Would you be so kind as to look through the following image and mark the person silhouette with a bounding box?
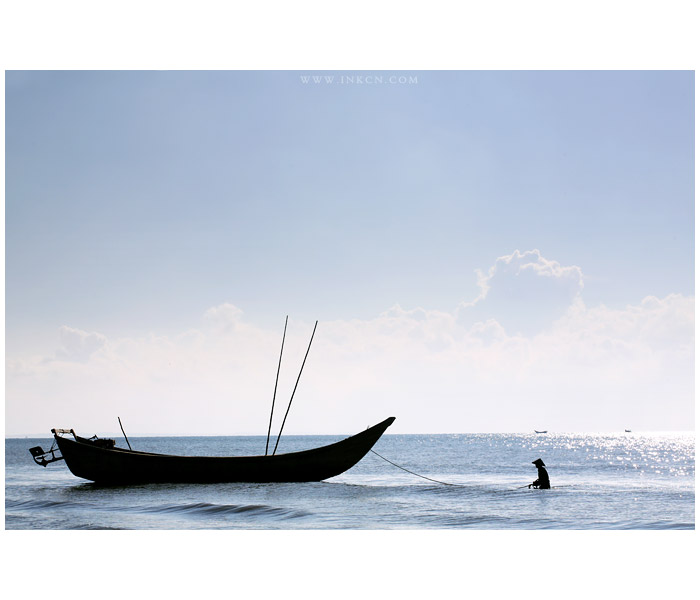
[529,458,550,489]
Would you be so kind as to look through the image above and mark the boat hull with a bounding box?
[53,417,395,484]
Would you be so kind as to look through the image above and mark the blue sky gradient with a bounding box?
[7,71,693,335]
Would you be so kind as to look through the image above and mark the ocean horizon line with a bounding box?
[7,429,695,439]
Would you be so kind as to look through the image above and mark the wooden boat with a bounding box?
[31,417,395,484]
[534,430,547,434]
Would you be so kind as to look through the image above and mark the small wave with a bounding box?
[7,497,310,522]
[610,519,694,530]
[141,501,311,520]
[6,498,85,510]
[71,524,129,530]
[428,514,511,527]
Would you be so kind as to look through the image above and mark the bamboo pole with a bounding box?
[266,316,288,455]
[272,320,318,455]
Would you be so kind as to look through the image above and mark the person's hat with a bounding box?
[532,458,545,467]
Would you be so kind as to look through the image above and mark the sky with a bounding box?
[5,70,695,435]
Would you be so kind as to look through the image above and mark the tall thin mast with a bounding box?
[266,316,288,455]
[273,320,318,455]
[118,416,132,451]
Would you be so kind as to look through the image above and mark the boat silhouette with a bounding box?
[28,318,395,484]
[31,418,395,484]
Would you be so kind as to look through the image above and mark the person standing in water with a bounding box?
[529,458,550,489]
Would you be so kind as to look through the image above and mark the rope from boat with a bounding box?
[369,449,460,486]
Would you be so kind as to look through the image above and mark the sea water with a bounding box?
[4,432,694,530]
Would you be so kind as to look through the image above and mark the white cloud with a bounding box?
[5,251,694,435]
[203,303,244,333]
[56,326,107,362]
[469,249,584,304]
[460,249,586,336]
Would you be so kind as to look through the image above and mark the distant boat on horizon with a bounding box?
[625,429,632,433]
[534,430,547,434]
